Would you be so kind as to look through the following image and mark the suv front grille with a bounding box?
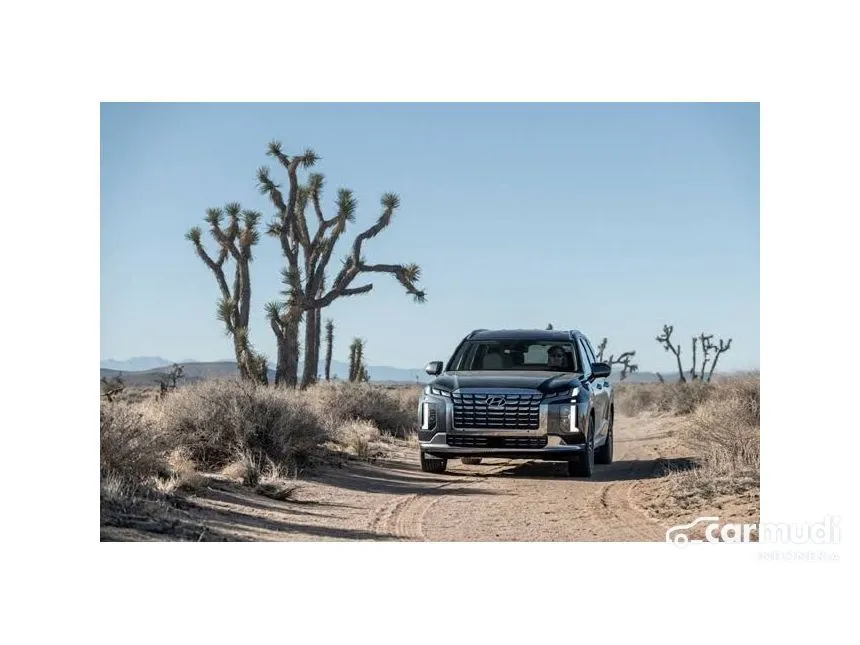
[452,392,542,430]
[446,435,548,449]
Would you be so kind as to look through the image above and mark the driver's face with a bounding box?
[548,349,565,368]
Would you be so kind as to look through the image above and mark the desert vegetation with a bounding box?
[617,373,759,516]
[188,142,426,390]
[100,380,421,518]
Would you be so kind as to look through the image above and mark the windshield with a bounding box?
[449,340,580,372]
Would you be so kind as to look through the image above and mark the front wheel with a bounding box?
[567,416,595,477]
[420,451,447,473]
[595,407,614,465]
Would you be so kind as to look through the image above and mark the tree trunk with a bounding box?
[300,307,319,389]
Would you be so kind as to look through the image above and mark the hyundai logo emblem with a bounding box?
[485,396,507,409]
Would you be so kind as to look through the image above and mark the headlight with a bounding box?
[424,385,452,397]
[544,387,579,400]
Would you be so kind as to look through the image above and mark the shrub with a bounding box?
[100,402,172,483]
[306,382,416,437]
[153,380,327,470]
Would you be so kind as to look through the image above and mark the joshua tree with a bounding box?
[349,338,368,383]
[656,324,687,383]
[156,363,185,398]
[186,203,268,384]
[324,319,334,381]
[257,142,425,388]
[706,337,733,382]
[595,338,639,380]
[656,324,732,383]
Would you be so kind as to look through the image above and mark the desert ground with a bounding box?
[101,381,760,542]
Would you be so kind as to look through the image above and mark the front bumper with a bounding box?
[418,388,589,462]
[419,431,586,461]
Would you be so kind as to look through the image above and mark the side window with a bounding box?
[582,338,597,366]
[577,340,592,376]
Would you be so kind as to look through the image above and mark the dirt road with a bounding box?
[102,413,698,542]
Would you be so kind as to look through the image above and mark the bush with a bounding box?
[307,382,416,437]
[100,402,172,483]
[153,380,327,470]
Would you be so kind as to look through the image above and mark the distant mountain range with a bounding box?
[100,356,666,385]
[100,357,432,385]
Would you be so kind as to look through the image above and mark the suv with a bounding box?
[417,329,614,477]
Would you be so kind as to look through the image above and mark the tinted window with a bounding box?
[452,340,579,371]
[582,338,597,365]
[577,340,592,377]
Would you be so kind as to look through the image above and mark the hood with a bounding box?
[431,370,583,393]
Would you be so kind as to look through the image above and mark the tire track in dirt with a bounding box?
[367,462,512,540]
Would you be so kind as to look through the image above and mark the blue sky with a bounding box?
[101,103,759,373]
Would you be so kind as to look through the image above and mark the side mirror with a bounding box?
[425,361,443,376]
[591,362,611,379]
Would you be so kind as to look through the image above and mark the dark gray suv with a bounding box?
[417,329,615,477]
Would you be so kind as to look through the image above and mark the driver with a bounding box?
[547,345,566,370]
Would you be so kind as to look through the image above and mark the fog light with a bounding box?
[569,403,577,432]
[421,403,431,430]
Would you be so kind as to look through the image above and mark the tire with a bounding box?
[595,406,614,465]
[460,457,483,465]
[567,416,595,477]
[420,451,447,473]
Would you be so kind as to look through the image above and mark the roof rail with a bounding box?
[468,328,488,339]
[568,329,580,340]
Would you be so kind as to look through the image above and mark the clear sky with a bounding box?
[101,103,759,373]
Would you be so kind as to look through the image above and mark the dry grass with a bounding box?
[101,379,421,510]
[100,402,172,483]
[149,379,328,470]
[664,376,760,510]
[614,380,712,416]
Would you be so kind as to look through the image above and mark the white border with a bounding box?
[7,0,857,640]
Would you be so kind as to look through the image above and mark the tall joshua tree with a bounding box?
[186,203,268,384]
[257,141,426,388]
[324,319,334,381]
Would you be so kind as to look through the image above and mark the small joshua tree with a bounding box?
[349,338,368,383]
[157,364,185,398]
[324,319,334,381]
